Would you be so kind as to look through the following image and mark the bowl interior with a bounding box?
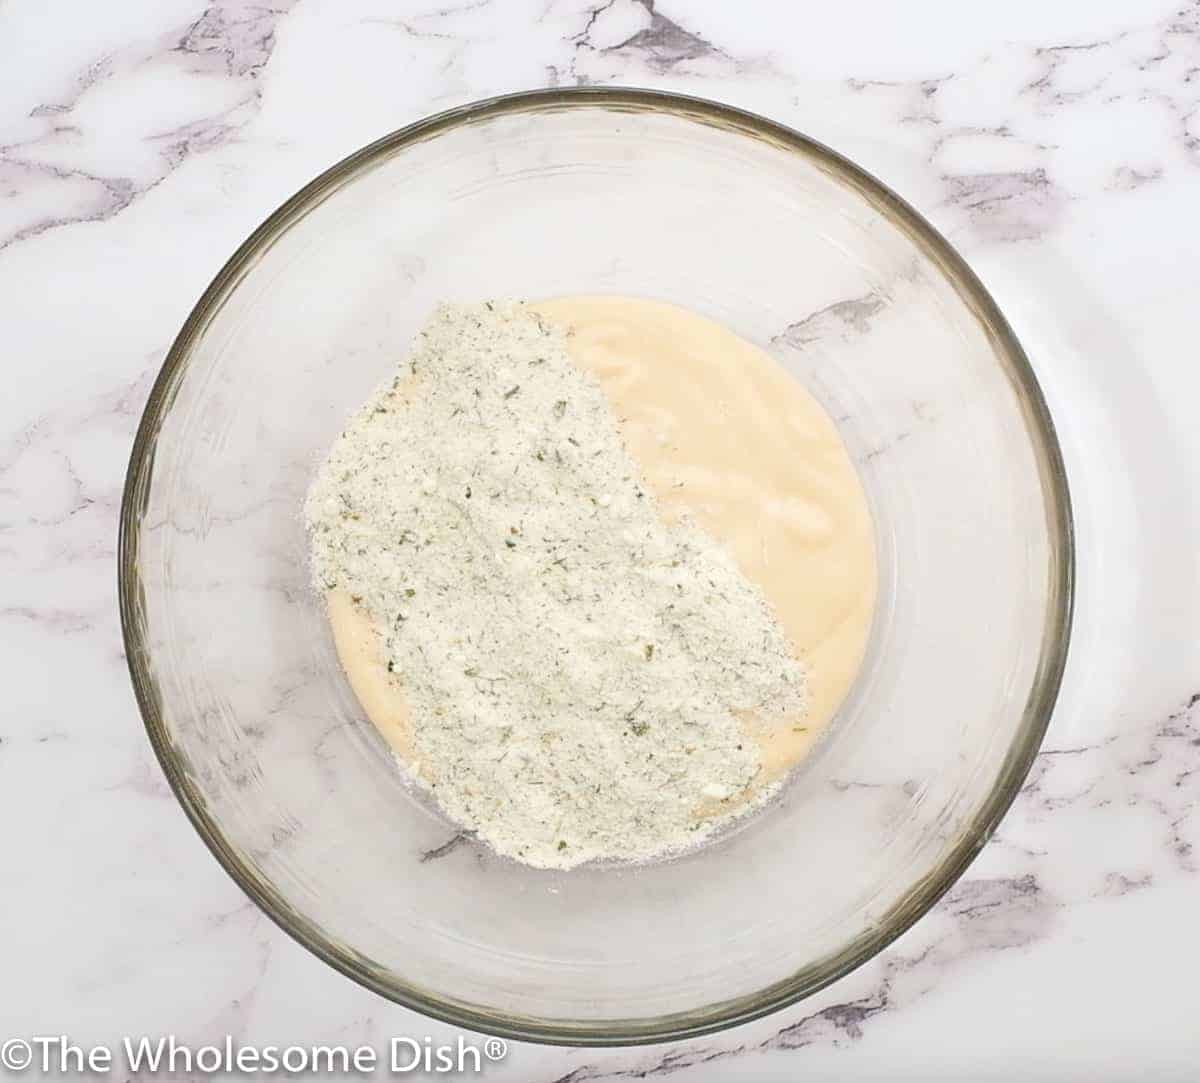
[121,90,1071,1043]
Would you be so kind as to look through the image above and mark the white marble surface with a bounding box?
[2,1,1199,1079]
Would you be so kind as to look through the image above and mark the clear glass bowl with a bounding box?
[119,89,1072,1044]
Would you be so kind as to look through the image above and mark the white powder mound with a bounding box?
[305,301,808,869]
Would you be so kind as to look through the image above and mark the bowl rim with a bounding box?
[118,85,1075,1047]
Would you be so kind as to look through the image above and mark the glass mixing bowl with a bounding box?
[119,89,1072,1044]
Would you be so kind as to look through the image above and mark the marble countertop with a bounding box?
[4,1,1199,1079]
